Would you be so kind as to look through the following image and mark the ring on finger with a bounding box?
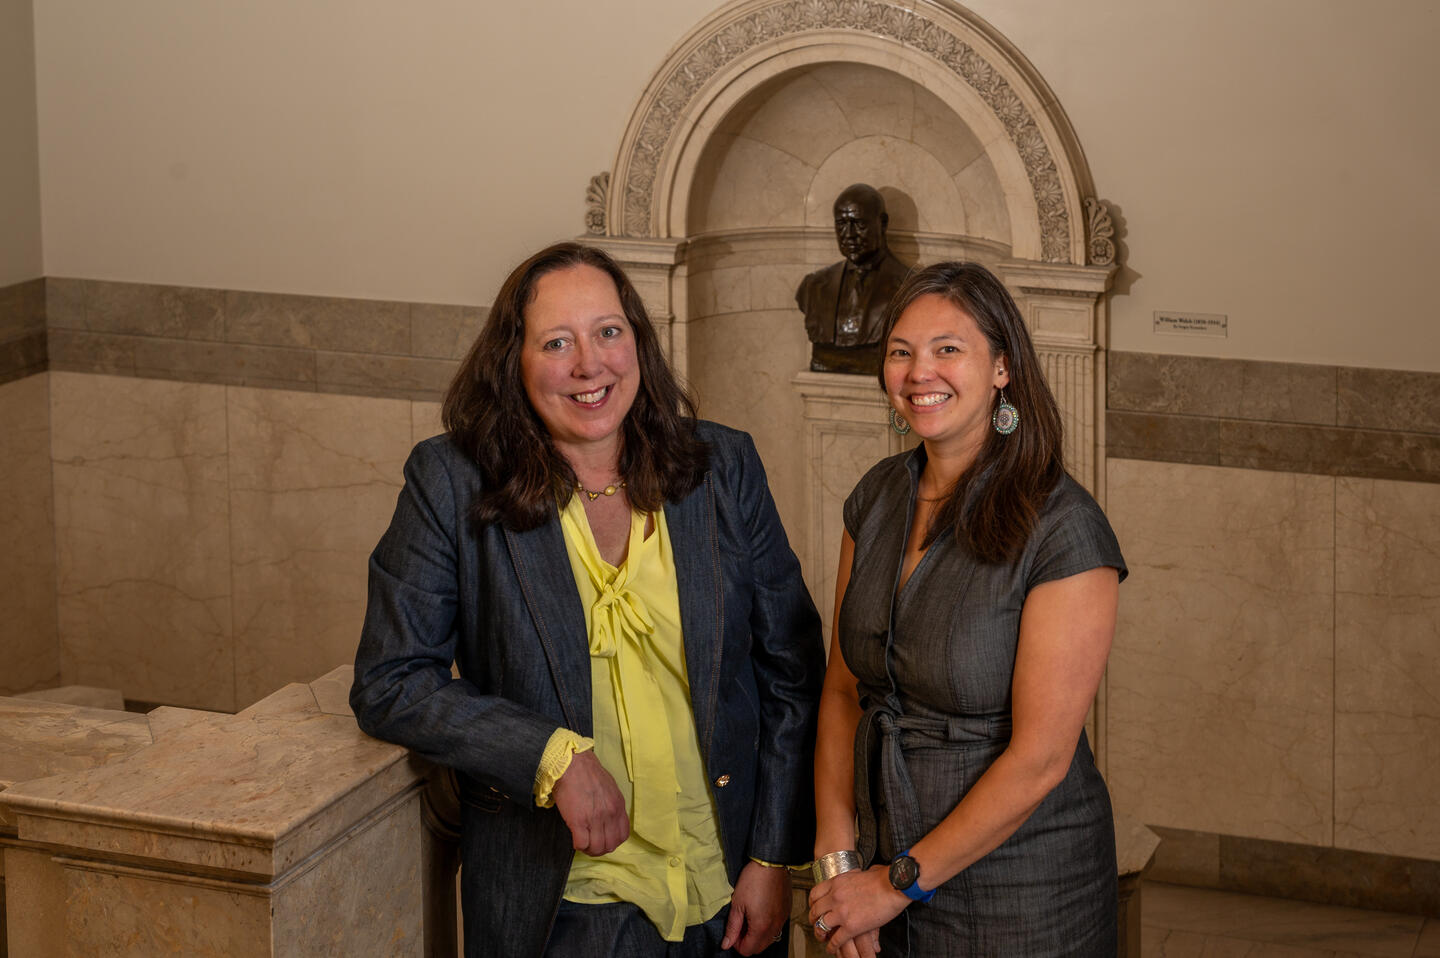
[815,915,832,936]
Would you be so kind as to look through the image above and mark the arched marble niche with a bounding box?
[585,0,1117,626]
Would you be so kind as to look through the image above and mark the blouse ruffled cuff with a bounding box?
[533,728,595,808]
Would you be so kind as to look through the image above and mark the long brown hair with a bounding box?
[878,261,1064,563]
[442,242,708,531]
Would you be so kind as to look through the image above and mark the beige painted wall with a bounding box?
[973,0,1440,371]
[1,0,42,285]
[31,0,716,303]
[30,0,1440,371]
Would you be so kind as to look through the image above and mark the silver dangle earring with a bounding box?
[889,407,911,436]
[992,390,1019,435]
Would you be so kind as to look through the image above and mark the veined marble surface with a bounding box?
[0,696,153,794]
[1106,458,1335,846]
[226,387,409,706]
[688,62,1008,243]
[0,374,60,697]
[0,666,429,957]
[0,667,415,879]
[51,372,234,710]
[43,372,439,714]
[1335,477,1440,860]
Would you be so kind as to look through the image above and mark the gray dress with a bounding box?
[839,448,1126,957]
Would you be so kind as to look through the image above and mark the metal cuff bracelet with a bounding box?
[812,849,863,883]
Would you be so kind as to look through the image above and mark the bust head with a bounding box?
[833,184,889,270]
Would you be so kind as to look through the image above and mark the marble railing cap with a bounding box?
[0,696,154,832]
[0,668,420,881]
[12,685,126,711]
[0,697,153,792]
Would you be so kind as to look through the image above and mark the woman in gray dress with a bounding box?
[808,262,1126,957]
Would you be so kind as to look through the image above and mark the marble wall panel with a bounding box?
[685,298,813,558]
[224,290,408,354]
[689,60,994,239]
[812,423,894,636]
[314,352,455,402]
[411,401,443,445]
[806,136,967,234]
[687,266,753,318]
[811,61,915,142]
[0,279,48,384]
[227,387,411,708]
[1109,353,1338,425]
[3,846,67,958]
[749,263,808,313]
[1105,458,1335,846]
[0,278,46,340]
[132,338,316,390]
[688,133,817,232]
[0,328,46,384]
[952,153,1011,246]
[0,374,59,695]
[713,68,856,171]
[271,792,425,956]
[43,277,83,325]
[45,328,140,377]
[1337,368,1440,437]
[409,303,484,361]
[63,863,271,958]
[911,82,986,177]
[50,372,233,711]
[76,280,227,341]
[1335,477,1440,860]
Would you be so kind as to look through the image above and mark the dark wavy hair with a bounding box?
[442,242,709,531]
[878,261,1064,563]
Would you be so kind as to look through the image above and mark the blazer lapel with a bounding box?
[665,474,723,762]
[503,517,593,735]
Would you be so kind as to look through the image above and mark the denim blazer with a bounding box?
[350,420,823,956]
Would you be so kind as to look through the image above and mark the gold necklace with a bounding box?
[577,479,626,502]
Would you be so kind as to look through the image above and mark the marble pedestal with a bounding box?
[791,370,913,637]
[0,693,155,958]
[0,667,454,958]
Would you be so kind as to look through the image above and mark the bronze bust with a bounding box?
[795,183,910,375]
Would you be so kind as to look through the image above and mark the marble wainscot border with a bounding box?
[43,277,486,401]
[1149,825,1440,918]
[1107,352,1440,484]
[0,279,47,385]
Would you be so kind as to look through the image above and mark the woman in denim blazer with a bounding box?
[351,243,823,957]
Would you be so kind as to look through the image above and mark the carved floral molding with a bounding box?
[617,0,1075,262]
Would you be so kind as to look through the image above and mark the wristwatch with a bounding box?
[888,849,936,903]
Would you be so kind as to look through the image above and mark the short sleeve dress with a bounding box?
[839,447,1127,957]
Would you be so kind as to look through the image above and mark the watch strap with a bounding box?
[891,849,936,904]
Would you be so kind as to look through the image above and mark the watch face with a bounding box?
[888,854,920,890]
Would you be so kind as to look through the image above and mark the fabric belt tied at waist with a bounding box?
[853,704,1012,864]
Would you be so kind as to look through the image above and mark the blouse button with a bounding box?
[714,774,731,788]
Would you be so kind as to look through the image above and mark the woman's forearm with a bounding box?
[813,684,863,854]
[905,744,1069,889]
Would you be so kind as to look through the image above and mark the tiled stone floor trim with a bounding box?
[1142,882,1440,958]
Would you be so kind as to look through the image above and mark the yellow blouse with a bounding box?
[546,494,732,941]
